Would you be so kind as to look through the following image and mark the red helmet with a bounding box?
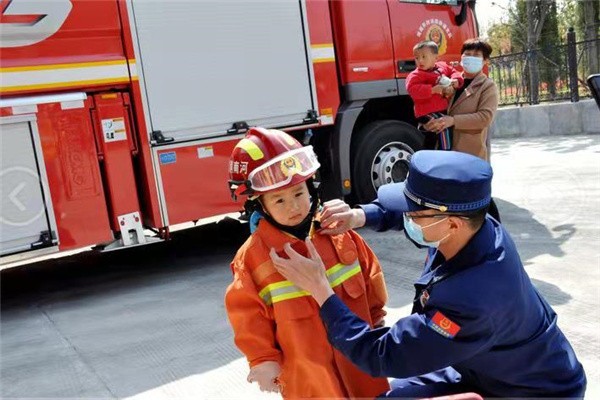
[228,127,320,199]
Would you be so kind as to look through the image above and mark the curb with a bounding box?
[490,99,600,139]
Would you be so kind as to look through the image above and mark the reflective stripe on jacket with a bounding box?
[225,219,390,399]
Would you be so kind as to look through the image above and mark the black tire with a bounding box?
[351,120,422,203]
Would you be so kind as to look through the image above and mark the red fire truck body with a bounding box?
[0,0,477,262]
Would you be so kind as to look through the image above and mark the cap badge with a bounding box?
[280,156,302,177]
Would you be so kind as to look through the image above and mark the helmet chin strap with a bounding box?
[245,178,322,240]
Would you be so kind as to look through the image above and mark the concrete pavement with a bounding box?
[1,134,599,399]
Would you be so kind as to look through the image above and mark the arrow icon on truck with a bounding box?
[8,182,26,211]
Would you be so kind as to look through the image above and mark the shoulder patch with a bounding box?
[427,311,461,339]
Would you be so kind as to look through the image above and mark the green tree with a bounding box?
[507,0,555,103]
[557,0,580,40]
[487,22,513,56]
[508,0,527,52]
[580,0,599,77]
[539,1,560,99]
[557,0,599,89]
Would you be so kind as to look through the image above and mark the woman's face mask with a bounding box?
[461,55,484,74]
[403,214,449,248]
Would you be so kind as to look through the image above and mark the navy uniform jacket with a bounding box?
[320,204,586,398]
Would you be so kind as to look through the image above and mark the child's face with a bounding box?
[261,181,311,227]
[414,48,438,71]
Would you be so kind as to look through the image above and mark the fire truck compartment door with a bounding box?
[1,116,58,256]
[130,1,315,141]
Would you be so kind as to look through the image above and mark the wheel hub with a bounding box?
[370,142,412,191]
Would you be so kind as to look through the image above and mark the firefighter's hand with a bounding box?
[319,199,366,235]
[270,239,334,306]
[247,361,281,393]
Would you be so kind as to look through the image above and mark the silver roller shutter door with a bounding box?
[131,0,315,141]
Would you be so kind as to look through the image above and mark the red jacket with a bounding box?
[406,61,464,117]
[225,219,390,399]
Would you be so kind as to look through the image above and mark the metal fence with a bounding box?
[489,36,600,106]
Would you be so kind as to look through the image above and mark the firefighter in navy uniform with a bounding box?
[270,150,586,399]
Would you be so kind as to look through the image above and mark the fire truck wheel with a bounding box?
[351,120,422,203]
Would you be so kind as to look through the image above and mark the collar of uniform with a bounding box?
[415,248,443,286]
[255,218,306,251]
[442,217,496,273]
[255,218,357,265]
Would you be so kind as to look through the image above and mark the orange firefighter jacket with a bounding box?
[225,219,390,399]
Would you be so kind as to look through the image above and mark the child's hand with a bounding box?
[442,86,455,98]
[374,318,386,328]
[451,79,461,89]
[247,361,281,393]
[437,76,452,87]
[432,85,444,95]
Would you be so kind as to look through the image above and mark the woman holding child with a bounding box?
[425,38,499,162]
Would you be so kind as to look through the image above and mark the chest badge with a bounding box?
[419,289,430,308]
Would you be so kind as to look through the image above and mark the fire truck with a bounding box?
[0,0,478,263]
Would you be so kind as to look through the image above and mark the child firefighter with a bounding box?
[224,127,390,398]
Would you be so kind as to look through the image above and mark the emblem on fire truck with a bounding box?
[1,0,73,48]
[416,18,452,56]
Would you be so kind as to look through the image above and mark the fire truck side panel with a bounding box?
[329,0,395,85]
[154,138,242,226]
[36,100,113,250]
[0,1,127,96]
[125,81,165,229]
[116,0,164,229]
[90,93,142,231]
[387,1,478,78]
[128,0,315,142]
[305,0,340,123]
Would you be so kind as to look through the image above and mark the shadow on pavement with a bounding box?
[530,278,572,306]
[1,218,251,399]
[2,218,250,303]
[495,198,575,261]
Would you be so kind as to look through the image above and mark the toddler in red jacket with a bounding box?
[406,41,463,150]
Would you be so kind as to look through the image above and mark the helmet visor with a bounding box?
[248,146,320,193]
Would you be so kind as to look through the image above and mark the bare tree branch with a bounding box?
[533,2,553,41]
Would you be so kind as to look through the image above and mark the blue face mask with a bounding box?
[403,214,449,248]
[461,55,484,74]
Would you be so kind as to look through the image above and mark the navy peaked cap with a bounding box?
[378,150,493,213]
